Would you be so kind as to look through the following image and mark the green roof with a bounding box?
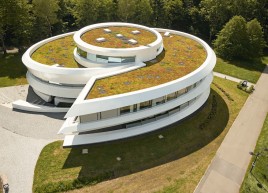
[86,33,207,99]
[31,35,80,68]
[81,27,157,48]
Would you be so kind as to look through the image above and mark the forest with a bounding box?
[0,0,267,60]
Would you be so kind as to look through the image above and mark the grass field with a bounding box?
[240,114,268,193]
[214,57,267,83]
[33,77,249,193]
[0,54,27,87]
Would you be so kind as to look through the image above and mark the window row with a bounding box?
[119,80,202,115]
[125,97,197,128]
[77,47,136,63]
[79,79,204,124]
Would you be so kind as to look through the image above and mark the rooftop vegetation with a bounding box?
[87,33,207,99]
[81,27,157,48]
[33,78,249,193]
[31,35,81,68]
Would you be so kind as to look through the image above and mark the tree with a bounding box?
[71,0,99,27]
[33,0,60,37]
[133,0,153,25]
[247,19,266,58]
[213,16,249,60]
[117,0,136,22]
[0,0,32,54]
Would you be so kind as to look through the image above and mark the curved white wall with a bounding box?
[73,22,164,63]
[22,32,139,85]
[63,87,210,146]
[59,72,213,134]
[65,28,216,117]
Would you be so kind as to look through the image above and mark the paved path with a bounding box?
[0,85,64,193]
[213,72,255,86]
[195,66,268,193]
[0,127,52,193]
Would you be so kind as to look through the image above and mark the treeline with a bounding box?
[0,0,267,59]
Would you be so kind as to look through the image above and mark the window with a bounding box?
[153,96,166,106]
[177,88,187,96]
[167,92,177,101]
[77,48,87,58]
[140,100,152,110]
[120,106,131,115]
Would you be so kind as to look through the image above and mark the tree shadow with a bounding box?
[221,57,267,74]
[62,88,229,185]
[0,53,27,79]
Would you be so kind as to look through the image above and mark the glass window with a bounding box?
[177,88,187,96]
[121,56,135,63]
[154,96,166,105]
[167,92,177,101]
[120,106,131,115]
[77,48,87,58]
[96,55,108,63]
[140,100,152,110]
[87,53,96,61]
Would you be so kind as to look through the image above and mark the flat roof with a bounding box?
[86,33,207,99]
[31,35,81,68]
[81,27,157,48]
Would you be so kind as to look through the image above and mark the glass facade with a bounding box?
[77,48,136,63]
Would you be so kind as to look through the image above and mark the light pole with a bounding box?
[249,148,268,173]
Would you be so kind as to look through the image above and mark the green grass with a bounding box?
[33,77,249,193]
[214,57,267,83]
[0,54,27,87]
[87,33,207,99]
[240,114,268,193]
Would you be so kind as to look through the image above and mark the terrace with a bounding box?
[86,33,207,99]
[31,35,80,68]
[81,27,157,48]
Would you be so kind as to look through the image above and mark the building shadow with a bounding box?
[62,88,229,185]
[12,86,66,120]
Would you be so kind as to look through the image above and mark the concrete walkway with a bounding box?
[213,72,255,86]
[194,66,268,193]
[0,127,52,193]
[0,85,64,193]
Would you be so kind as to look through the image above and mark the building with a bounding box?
[21,22,216,147]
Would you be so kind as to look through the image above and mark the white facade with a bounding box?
[21,22,216,147]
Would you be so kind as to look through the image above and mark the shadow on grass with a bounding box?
[61,89,229,187]
[0,53,27,79]
[221,57,267,74]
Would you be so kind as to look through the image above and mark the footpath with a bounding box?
[194,66,268,193]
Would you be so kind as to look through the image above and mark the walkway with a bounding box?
[0,85,64,193]
[213,72,255,86]
[194,66,268,193]
[0,128,52,193]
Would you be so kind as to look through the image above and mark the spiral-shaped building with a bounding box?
[21,22,216,147]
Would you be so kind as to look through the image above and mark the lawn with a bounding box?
[87,33,207,99]
[0,54,27,87]
[214,57,267,83]
[31,35,80,68]
[33,77,249,193]
[240,114,268,193]
[81,26,157,48]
